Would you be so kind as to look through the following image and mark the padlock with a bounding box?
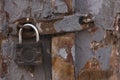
[15,23,42,65]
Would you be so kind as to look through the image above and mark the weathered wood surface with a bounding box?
[0,0,120,80]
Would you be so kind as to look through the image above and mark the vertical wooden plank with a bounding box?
[39,36,52,80]
[52,33,75,80]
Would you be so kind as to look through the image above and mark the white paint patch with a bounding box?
[87,0,103,14]
[58,48,67,59]
[71,45,75,61]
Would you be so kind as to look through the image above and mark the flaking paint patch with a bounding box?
[58,48,67,59]
[71,45,75,61]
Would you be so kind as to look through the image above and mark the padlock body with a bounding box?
[15,42,42,65]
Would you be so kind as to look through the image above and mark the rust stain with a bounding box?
[110,45,118,71]
[0,1,8,78]
[0,55,7,78]
[90,29,117,52]
[78,57,113,80]
[109,13,120,80]
[52,57,74,80]
[82,57,101,70]
[113,13,120,32]
[52,33,75,80]
[88,13,120,80]
[0,32,8,78]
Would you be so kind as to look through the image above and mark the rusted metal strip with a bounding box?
[52,33,75,80]
[9,13,97,37]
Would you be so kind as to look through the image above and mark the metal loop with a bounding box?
[19,23,39,44]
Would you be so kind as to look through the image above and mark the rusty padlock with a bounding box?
[15,23,42,65]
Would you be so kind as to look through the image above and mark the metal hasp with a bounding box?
[15,22,42,66]
[11,11,96,80]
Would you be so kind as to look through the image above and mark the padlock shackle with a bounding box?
[19,23,39,44]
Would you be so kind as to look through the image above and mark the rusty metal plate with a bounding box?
[52,33,75,80]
